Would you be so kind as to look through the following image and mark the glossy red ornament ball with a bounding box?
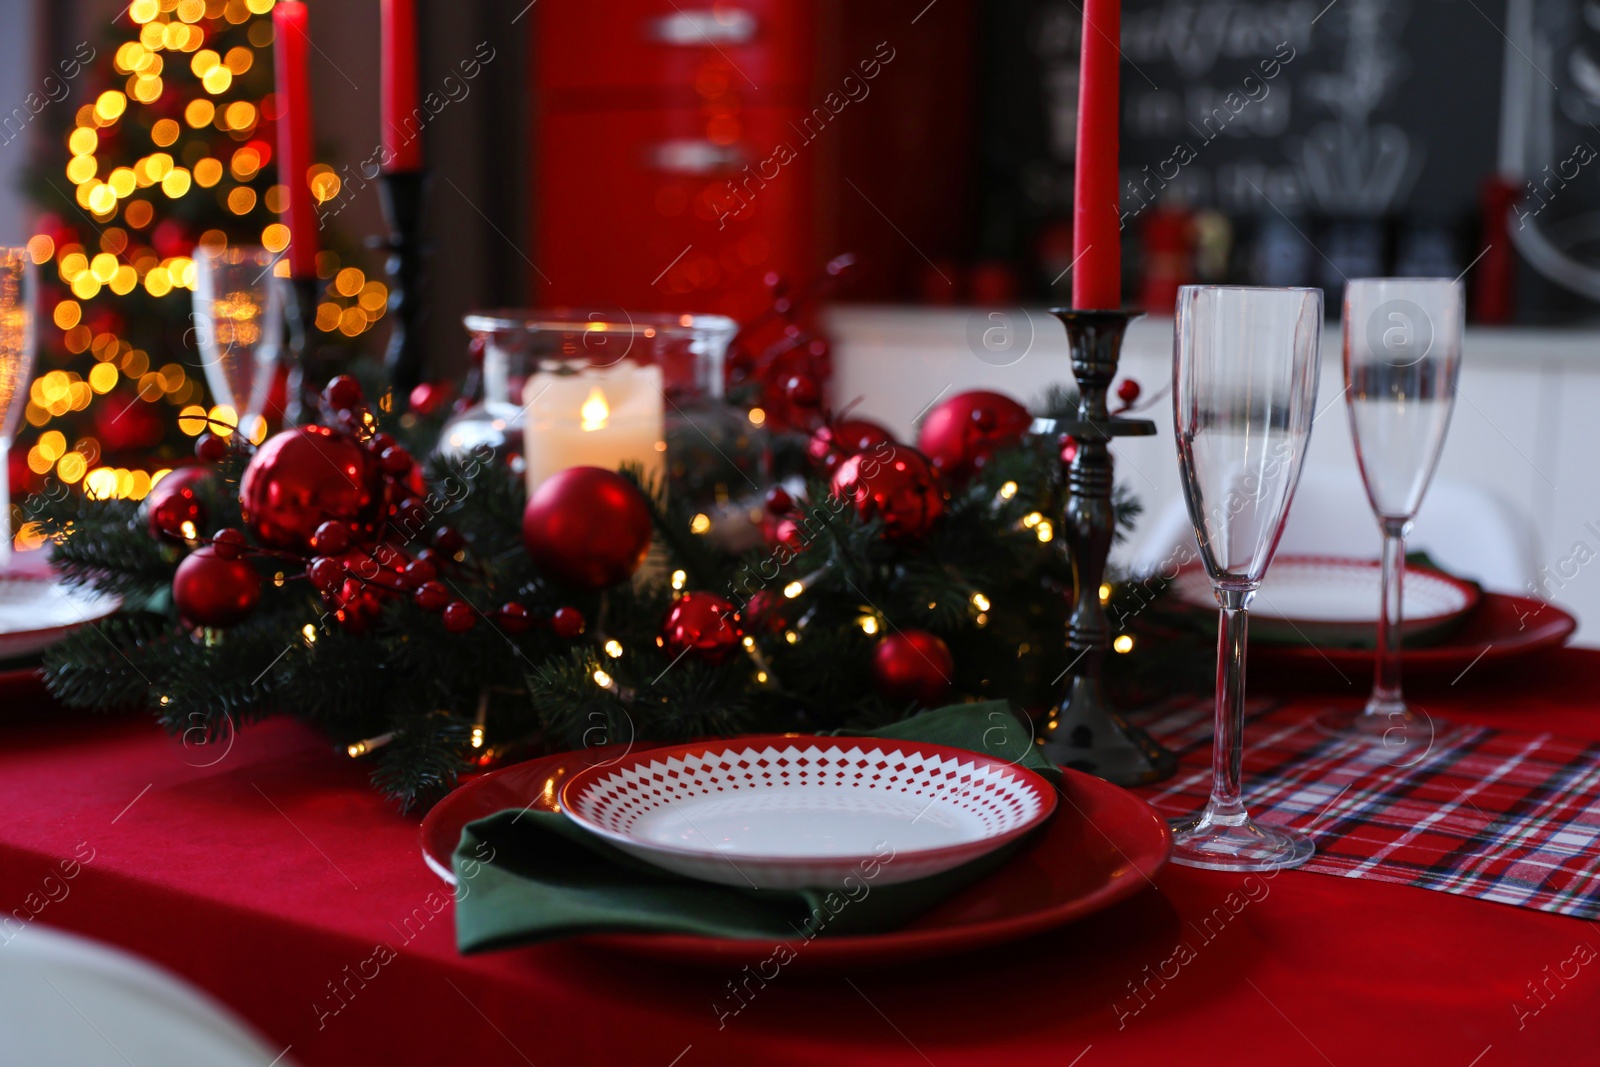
[550,606,586,638]
[195,432,229,464]
[872,630,954,706]
[916,390,1032,482]
[322,375,364,412]
[660,592,743,664]
[522,467,652,590]
[173,545,261,627]
[806,418,895,474]
[144,467,211,540]
[442,601,476,633]
[830,446,946,542]
[239,426,383,551]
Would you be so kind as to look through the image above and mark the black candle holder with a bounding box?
[1031,308,1177,787]
[281,275,321,426]
[378,169,428,410]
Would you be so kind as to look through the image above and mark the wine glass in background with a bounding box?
[0,250,36,568]
[1316,279,1463,751]
[1172,285,1322,871]
[193,246,281,444]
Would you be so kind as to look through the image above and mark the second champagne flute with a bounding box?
[1315,278,1463,751]
[1171,285,1322,871]
[193,245,282,444]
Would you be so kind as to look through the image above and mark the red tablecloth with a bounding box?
[0,652,1594,1066]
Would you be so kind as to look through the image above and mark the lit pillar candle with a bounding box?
[273,0,319,278]
[1072,0,1122,310]
[380,0,423,173]
[522,363,666,497]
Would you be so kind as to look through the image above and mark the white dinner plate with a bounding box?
[0,575,122,660]
[1171,556,1480,646]
[559,736,1057,889]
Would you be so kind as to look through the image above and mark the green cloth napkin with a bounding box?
[452,701,1056,953]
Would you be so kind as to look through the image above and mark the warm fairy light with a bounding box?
[604,639,623,658]
[858,615,878,635]
[782,580,804,599]
[208,404,238,437]
[971,592,991,612]
[1035,520,1054,542]
[470,725,485,749]
[347,732,394,758]
[26,235,53,264]
[1113,635,1134,653]
[178,519,197,540]
[784,630,799,645]
[301,623,317,645]
[748,407,766,426]
[670,569,687,591]
[592,668,614,689]
[1022,512,1042,528]
[1098,583,1112,603]
[580,387,610,432]
[975,612,989,628]
[689,512,711,534]
[999,481,1018,500]
[741,635,755,649]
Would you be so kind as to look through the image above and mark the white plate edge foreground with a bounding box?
[0,577,122,657]
[559,738,1057,889]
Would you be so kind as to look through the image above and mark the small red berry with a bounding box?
[764,486,793,516]
[211,528,247,560]
[433,526,465,553]
[1116,379,1141,406]
[311,521,351,554]
[195,432,229,463]
[323,375,364,411]
[307,556,344,593]
[380,446,412,475]
[497,602,532,633]
[550,606,586,638]
[414,580,449,611]
[367,432,397,455]
[400,558,437,588]
[442,601,475,632]
[784,374,821,408]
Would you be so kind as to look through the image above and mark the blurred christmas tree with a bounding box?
[15,0,382,537]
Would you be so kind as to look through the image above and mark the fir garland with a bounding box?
[36,393,1194,812]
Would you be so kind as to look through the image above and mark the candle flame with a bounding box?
[580,386,609,431]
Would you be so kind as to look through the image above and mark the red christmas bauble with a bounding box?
[806,418,896,474]
[173,545,261,627]
[872,630,954,706]
[830,447,946,542]
[522,467,652,590]
[661,592,743,664]
[144,467,212,540]
[916,390,1032,482]
[240,426,383,550]
[95,389,166,453]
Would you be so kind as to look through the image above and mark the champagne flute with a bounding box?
[1172,285,1322,871]
[1315,279,1463,751]
[0,250,36,567]
[193,246,282,443]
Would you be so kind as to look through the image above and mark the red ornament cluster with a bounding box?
[830,446,946,543]
[871,629,954,706]
[660,592,744,664]
[916,390,1032,483]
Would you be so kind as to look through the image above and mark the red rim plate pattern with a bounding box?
[421,742,1172,968]
[559,736,1058,889]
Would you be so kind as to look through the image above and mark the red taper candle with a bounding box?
[273,0,319,279]
[1071,0,1122,310]
[380,0,423,173]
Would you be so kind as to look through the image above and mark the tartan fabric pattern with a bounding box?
[1130,699,1600,919]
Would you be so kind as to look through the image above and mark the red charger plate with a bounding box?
[1254,592,1575,678]
[421,743,1171,969]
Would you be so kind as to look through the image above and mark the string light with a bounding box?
[1113,635,1134,653]
[670,569,687,591]
[970,592,991,612]
[857,614,878,635]
[603,639,623,658]
[1098,584,1112,603]
[347,732,395,758]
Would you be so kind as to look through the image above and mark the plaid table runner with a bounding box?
[1128,699,1600,920]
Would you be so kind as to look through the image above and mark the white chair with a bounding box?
[1128,468,1537,593]
[0,924,297,1067]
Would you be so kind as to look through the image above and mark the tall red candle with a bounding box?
[1072,0,1122,310]
[273,0,319,279]
[380,0,423,172]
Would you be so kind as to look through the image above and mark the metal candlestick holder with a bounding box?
[1031,308,1177,786]
[377,169,428,410]
[282,275,321,426]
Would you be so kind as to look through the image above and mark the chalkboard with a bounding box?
[978,0,1510,291]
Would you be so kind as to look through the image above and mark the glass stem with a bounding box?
[1207,588,1251,824]
[1366,520,1408,717]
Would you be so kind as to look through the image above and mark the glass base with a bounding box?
[1169,809,1314,872]
[1314,705,1436,767]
